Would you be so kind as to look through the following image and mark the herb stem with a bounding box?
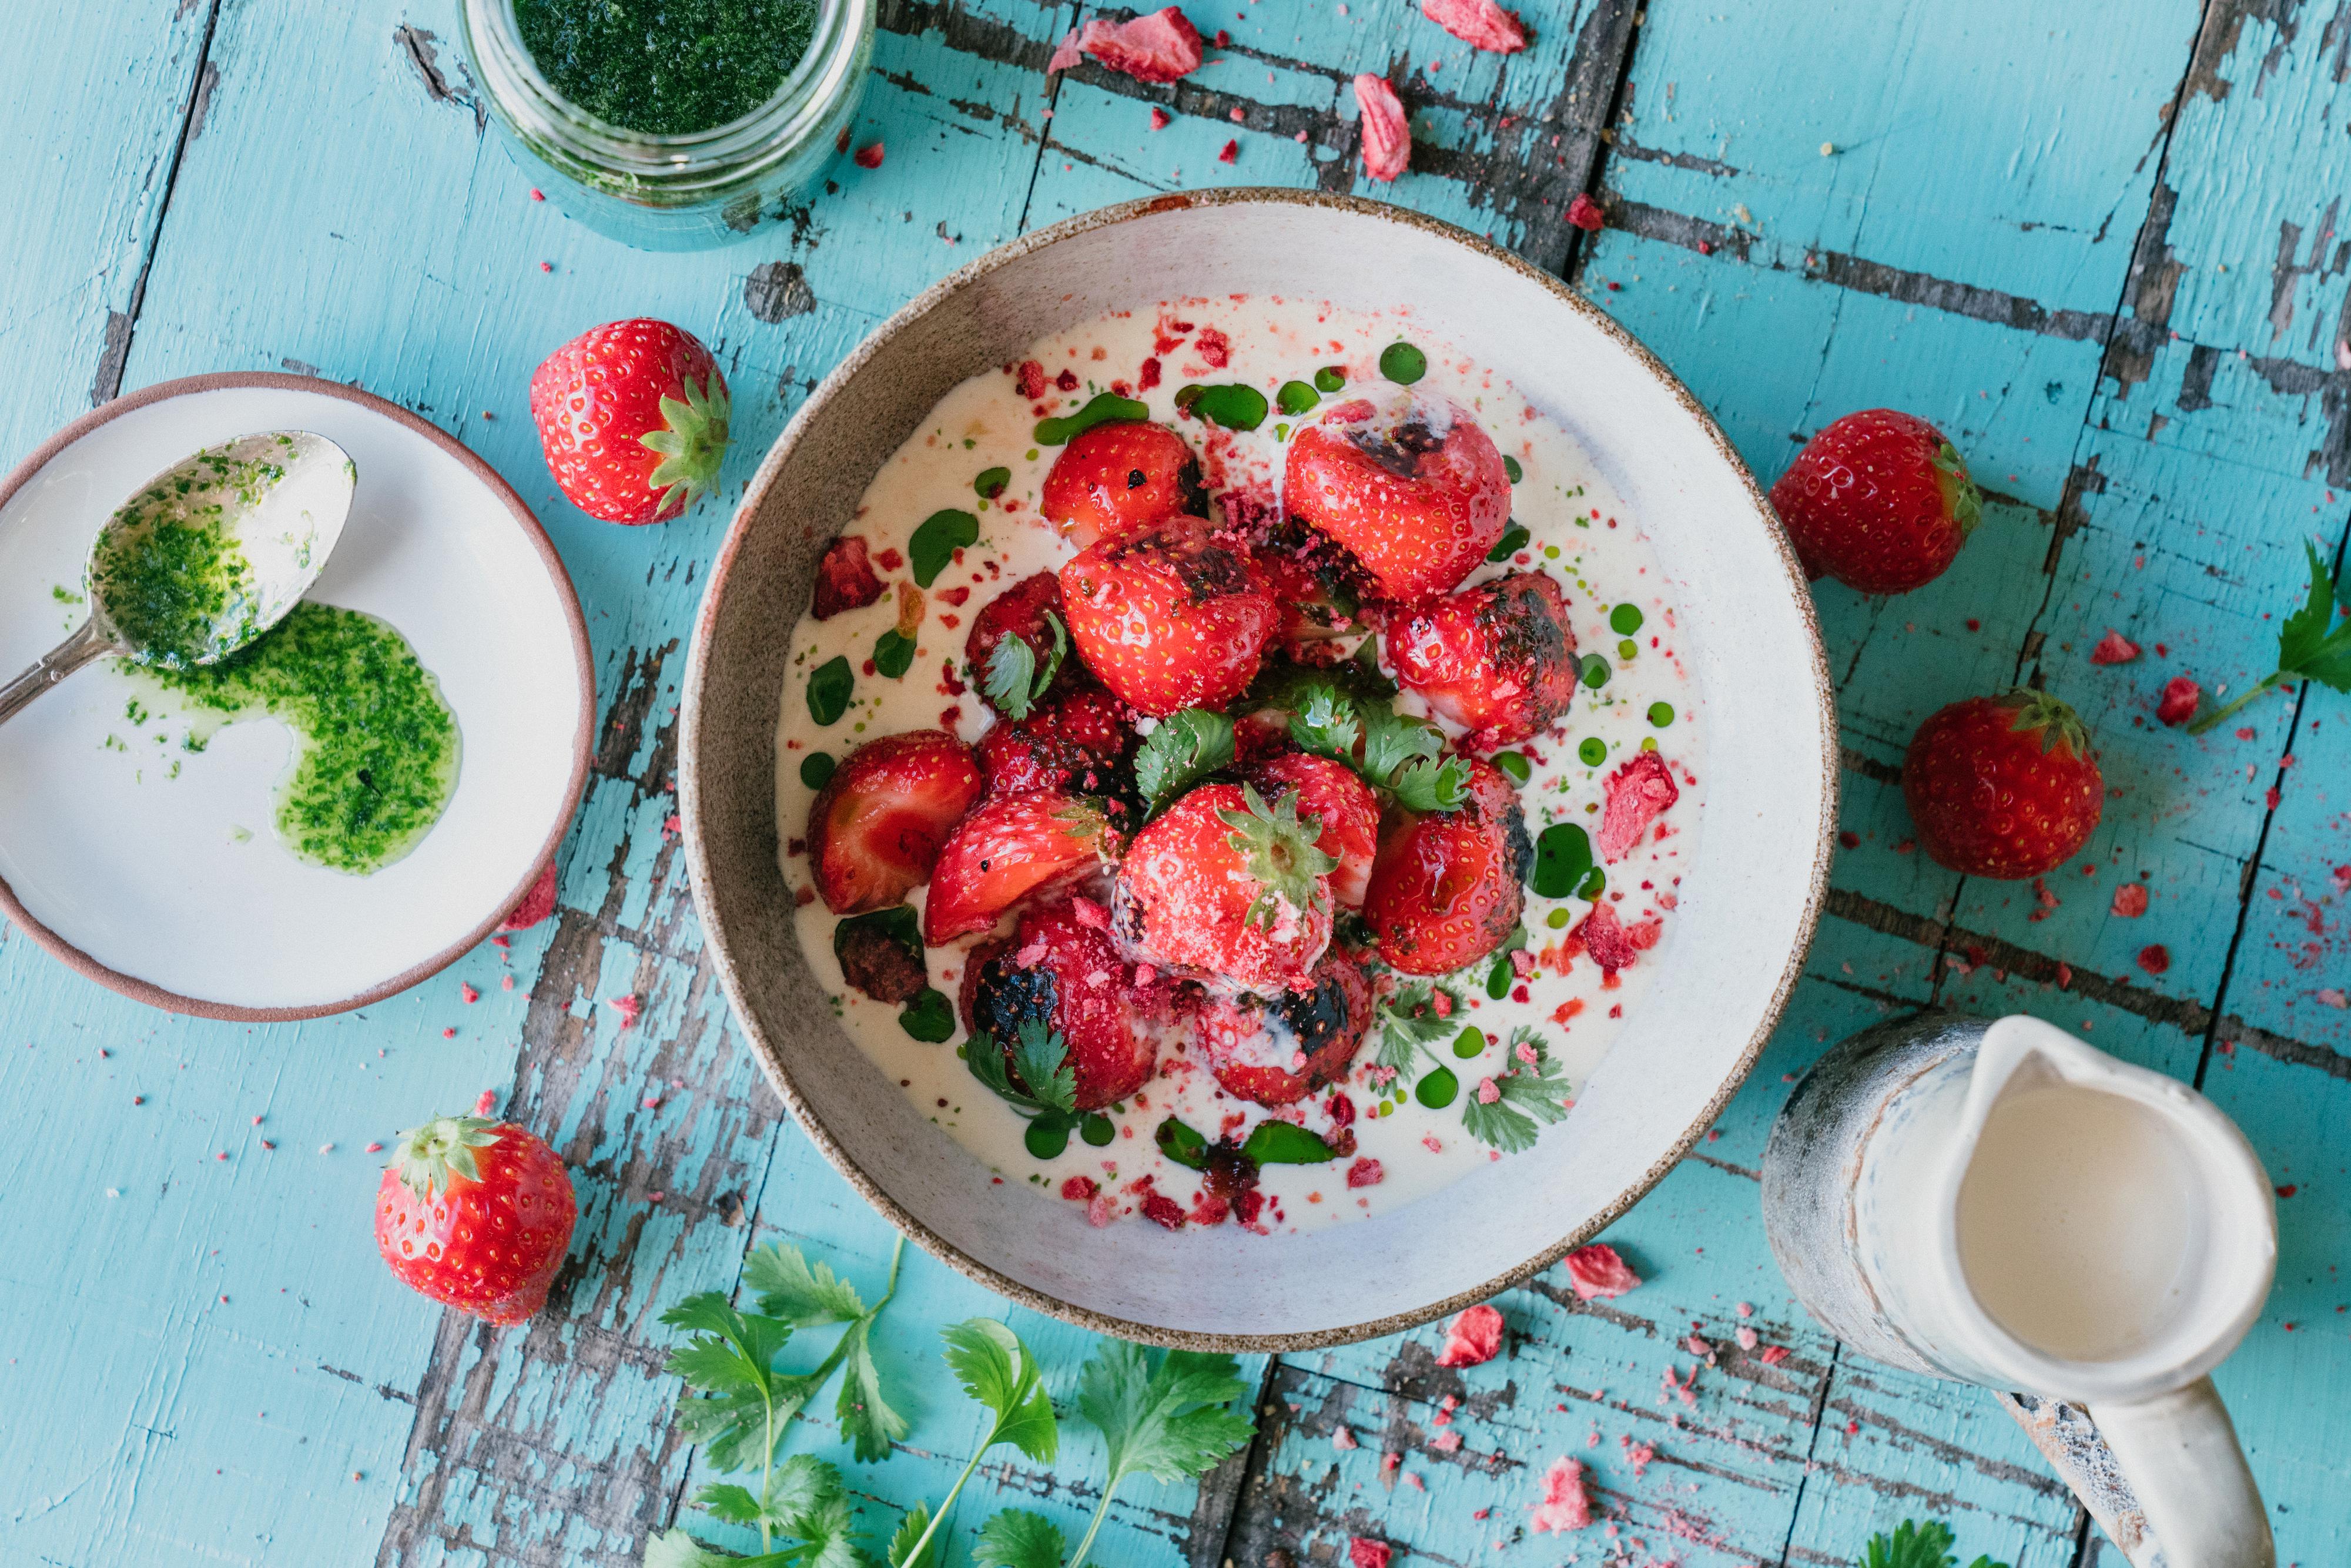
[1067,1479,1124,1568]
[2185,672,2282,735]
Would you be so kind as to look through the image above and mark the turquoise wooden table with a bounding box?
[4,1,2346,1564]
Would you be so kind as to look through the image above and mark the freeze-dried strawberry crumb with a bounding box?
[1049,6,1204,81]
[461,982,480,1004]
[1348,1539,1393,1568]
[1141,1191,1187,1229]
[2111,882,2149,917]
[1056,367,1080,391]
[1346,1156,1384,1187]
[1598,751,1677,861]
[1061,1175,1099,1201]
[1195,327,1231,367]
[1562,1242,1641,1299]
[1150,105,1171,130]
[1015,360,1047,399]
[2137,944,2171,976]
[609,993,642,1026]
[1332,1423,1359,1449]
[1529,1456,1592,1533]
[1566,193,1605,232]
[1574,903,1638,973]
[853,141,884,169]
[1419,0,1526,51]
[2157,676,2201,726]
[1354,74,1410,181]
[1758,1345,1791,1366]
[1435,1302,1505,1366]
[2091,629,2141,665]
[812,535,886,619]
[1217,138,1238,163]
[500,860,560,930]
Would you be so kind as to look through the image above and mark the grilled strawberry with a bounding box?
[806,731,984,914]
[1903,689,2102,879]
[1113,782,1336,992]
[530,319,731,525]
[960,897,1176,1109]
[1362,793,1523,976]
[975,686,1137,798]
[1595,749,1678,863]
[967,571,1084,719]
[1194,951,1374,1106]
[1040,420,1207,547]
[1388,571,1580,750]
[376,1107,577,1326]
[923,790,1121,943]
[1464,756,1535,886]
[1060,521,1280,716]
[1250,751,1382,907]
[1770,408,1982,594]
[1283,393,1510,601]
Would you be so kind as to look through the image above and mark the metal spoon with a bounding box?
[0,430,354,724]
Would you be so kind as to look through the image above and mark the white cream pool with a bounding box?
[772,297,1706,1234]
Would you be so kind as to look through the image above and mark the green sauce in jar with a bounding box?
[140,603,461,875]
[514,0,819,135]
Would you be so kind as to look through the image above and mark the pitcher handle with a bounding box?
[2087,1379,2273,1568]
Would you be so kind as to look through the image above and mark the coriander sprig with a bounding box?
[1065,1342,1257,1568]
[1858,1518,2011,1568]
[2186,539,2351,733]
[886,1319,1060,1567]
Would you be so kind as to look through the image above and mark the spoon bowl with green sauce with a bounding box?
[0,430,354,724]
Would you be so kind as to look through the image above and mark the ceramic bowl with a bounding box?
[681,190,1834,1349]
[0,374,593,1019]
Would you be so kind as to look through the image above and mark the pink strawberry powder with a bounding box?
[1354,75,1410,181]
[1528,1456,1593,1533]
[1435,1302,1505,1366]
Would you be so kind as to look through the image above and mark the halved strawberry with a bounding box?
[1040,420,1207,547]
[967,572,1082,720]
[1283,393,1510,601]
[923,790,1121,944]
[1060,520,1280,716]
[1112,782,1335,993]
[1250,751,1382,908]
[1388,571,1580,750]
[960,897,1177,1109]
[1362,796,1523,976]
[1194,951,1373,1106]
[806,731,984,915]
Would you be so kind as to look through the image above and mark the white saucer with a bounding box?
[0,374,592,1018]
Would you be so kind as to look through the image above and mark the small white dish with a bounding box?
[0,374,593,1019]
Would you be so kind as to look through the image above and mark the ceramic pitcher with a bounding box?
[1761,1011,2276,1568]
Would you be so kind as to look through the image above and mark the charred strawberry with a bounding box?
[530,319,730,525]
[1040,420,1207,547]
[376,1105,577,1326]
[1771,408,1982,594]
[1250,751,1382,907]
[967,571,1081,720]
[1113,782,1337,992]
[1362,790,1524,976]
[806,731,984,914]
[1282,393,1511,601]
[1194,951,1374,1105]
[1060,521,1280,716]
[1388,571,1580,750]
[960,897,1174,1109]
[976,686,1137,798]
[923,790,1121,943]
[1464,756,1535,886]
[1903,689,2102,879]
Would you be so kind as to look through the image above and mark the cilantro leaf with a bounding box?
[940,1318,1060,1462]
[1858,1519,2008,1568]
[835,1314,909,1462]
[974,1510,1067,1568]
[1357,705,1446,788]
[1133,708,1235,816]
[1458,1028,1571,1154]
[1287,681,1362,759]
[1389,754,1471,813]
[1012,1020,1080,1116]
[1076,1341,1256,1486]
[661,1294,801,1473]
[644,1530,736,1568]
[694,1482,766,1527]
[744,1242,868,1325]
[982,614,1067,721]
[2280,539,2351,692]
[1373,984,1455,1085]
[889,1502,938,1568]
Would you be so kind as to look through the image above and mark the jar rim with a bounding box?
[465,0,860,173]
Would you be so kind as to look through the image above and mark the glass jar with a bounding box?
[461,0,873,252]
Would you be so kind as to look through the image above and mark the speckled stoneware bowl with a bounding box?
[681,189,1836,1350]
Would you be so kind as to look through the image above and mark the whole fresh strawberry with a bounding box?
[1388,569,1580,751]
[1059,520,1279,716]
[530,318,731,525]
[806,730,984,914]
[1194,951,1373,1106]
[376,1105,577,1326]
[1113,782,1337,992]
[1771,408,1981,594]
[1040,420,1206,547]
[961,896,1176,1108]
[923,790,1121,943]
[1282,393,1510,602]
[1902,689,2102,879]
[1362,788,1524,976]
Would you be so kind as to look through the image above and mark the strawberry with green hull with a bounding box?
[376,1104,577,1326]
[806,731,984,915]
[1060,521,1280,716]
[1771,408,1981,594]
[1194,951,1374,1106]
[1902,690,2102,879]
[1387,571,1580,751]
[1248,751,1382,907]
[530,318,731,525]
[1040,420,1207,547]
[923,790,1121,944]
[1113,782,1337,993]
[1282,393,1511,602]
[961,897,1175,1110]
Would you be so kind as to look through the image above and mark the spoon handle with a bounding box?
[0,617,120,726]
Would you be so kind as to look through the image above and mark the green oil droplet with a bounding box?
[1578,736,1607,766]
[1379,341,1427,384]
[1416,1067,1459,1108]
[1454,1026,1487,1058]
[1648,701,1675,727]
[1609,603,1644,635]
[801,751,838,789]
[1618,638,1639,661]
[1493,751,1531,785]
[1582,657,1611,690]
[1314,365,1347,393]
[1503,455,1523,483]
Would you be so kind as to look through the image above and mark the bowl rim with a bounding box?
[0,371,597,1023]
[681,187,1837,1351]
